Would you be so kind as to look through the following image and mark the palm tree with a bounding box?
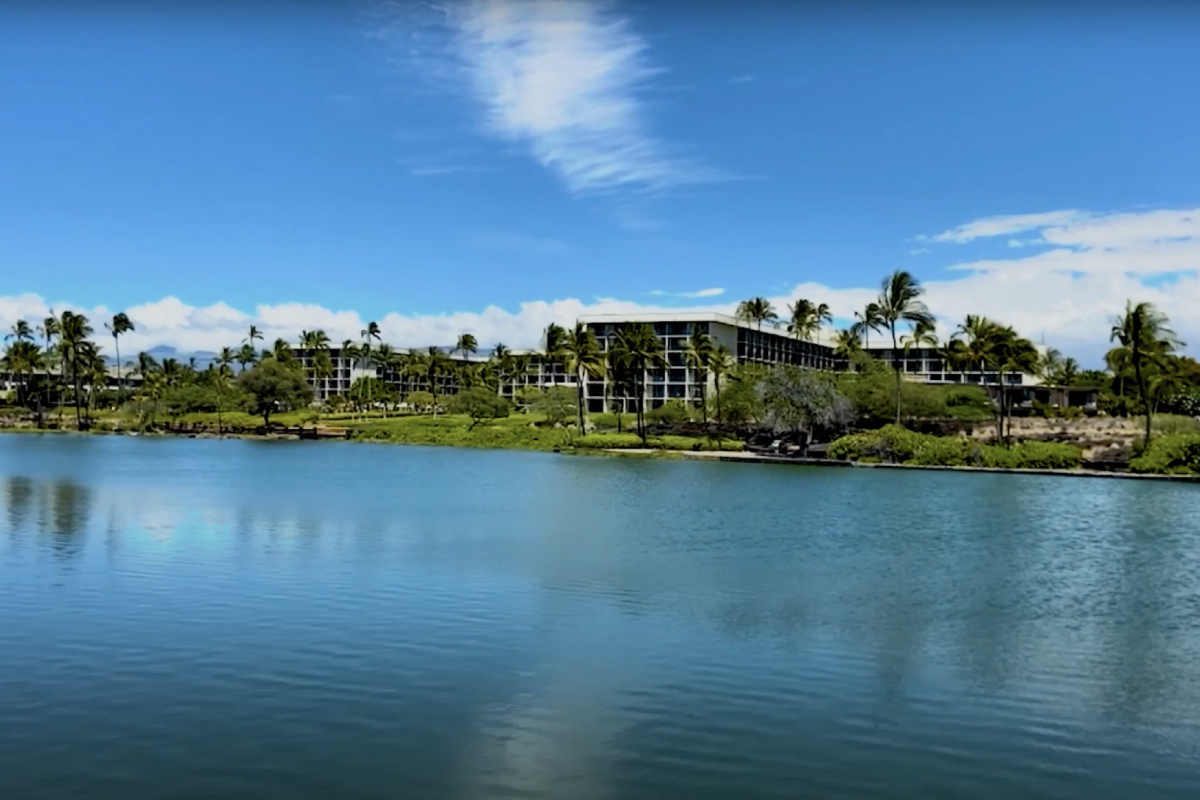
[105,312,135,393]
[4,321,36,412]
[40,313,61,424]
[832,328,863,371]
[992,327,1039,443]
[562,322,604,430]
[852,302,883,348]
[736,297,778,331]
[372,344,401,416]
[58,311,95,430]
[491,342,512,397]
[1058,357,1080,387]
[684,326,715,422]
[2,340,42,410]
[271,338,293,363]
[311,350,334,422]
[707,344,735,425]
[7,320,33,343]
[299,329,331,404]
[876,270,934,425]
[360,322,381,412]
[245,325,263,348]
[787,299,832,342]
[901,319,938,354]
[455,333,479,361]
[610,323,666,443]
[1110,300,1181,444]
[213,353,235,436]
[236,343,258,372]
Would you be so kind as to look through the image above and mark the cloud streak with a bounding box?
[375,0,713,195]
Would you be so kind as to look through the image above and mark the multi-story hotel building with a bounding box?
[283,312,1094,412]
[578,311,837,413]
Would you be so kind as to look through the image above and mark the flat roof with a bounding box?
[577,310,837,345]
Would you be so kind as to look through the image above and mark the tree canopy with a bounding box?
[237,360,312,425]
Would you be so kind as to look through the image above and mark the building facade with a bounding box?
[284,314,1090,413]
[579,312,837,413]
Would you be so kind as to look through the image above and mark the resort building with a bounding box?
[283,313,1094,413]
[579,311,837,413]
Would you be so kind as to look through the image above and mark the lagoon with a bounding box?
[2,435,1200,799]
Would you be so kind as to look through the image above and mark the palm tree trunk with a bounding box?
[1135,355,1151,445]
[891,326,902,425]
[715,374,722,424]
[576,365,586,431]
[72,354,83,431]
[114,336,122,395]
[995,368,1005,444]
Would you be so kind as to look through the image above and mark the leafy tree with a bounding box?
[448,386,513,429]
[735,297,778,330]
[757,365,855,442]
[237,359,312,426]
[876,270,934,425]
[684,326,715,422]
[562,322,604,430]
[528,385,576,426]
[347,376,397,411]
[719,363,765,424]
[405,390,435,414]
[1109,301,1182,444]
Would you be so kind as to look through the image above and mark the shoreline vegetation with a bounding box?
[4,271,1200,478]
[4,409,1200,481]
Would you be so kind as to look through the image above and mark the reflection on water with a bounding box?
[1,436,1200,799]
[5,474,91,560]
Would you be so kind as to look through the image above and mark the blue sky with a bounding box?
[2,1,1199,361]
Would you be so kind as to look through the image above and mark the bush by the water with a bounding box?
[827,425,1081,470]
[836,368,993,422]
[574,433,743,451]
[1129,433,1200,475]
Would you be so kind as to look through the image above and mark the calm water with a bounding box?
[2,436,1200,799]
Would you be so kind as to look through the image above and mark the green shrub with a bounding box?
[828,425,1081,470]
[646,399,693,424]
[1006,441,1083,469]
[826,424,925,463]
[575,433,648,449]
[573,433,744,452]
[1129,434,1200,475]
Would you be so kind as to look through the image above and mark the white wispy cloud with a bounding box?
[649,287,725,299]
[930,209,1086,244]
[374,0,714,195]
[5,207,1197,365]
